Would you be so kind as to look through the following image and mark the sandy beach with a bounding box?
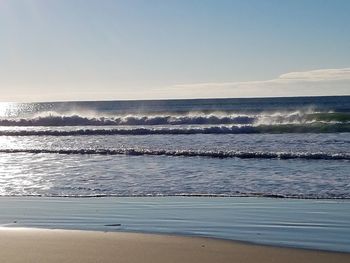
[0,228,349,263]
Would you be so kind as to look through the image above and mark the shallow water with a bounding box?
[0,152,349,198]
[0,130,349,198]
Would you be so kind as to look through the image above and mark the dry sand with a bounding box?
[0,228,349,263]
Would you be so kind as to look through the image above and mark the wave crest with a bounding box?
[0,123,349,136]
[0,111,349,127]
[0,148,349,160]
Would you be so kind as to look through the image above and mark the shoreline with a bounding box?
[1,196,349,253]
[1,228,349,263]
[4,226,350,255]
[2,194,350,199]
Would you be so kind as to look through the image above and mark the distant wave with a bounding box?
[0,112,349,127]
[1,148,349,160]
[0,123,349,136]
[0,114,253,126]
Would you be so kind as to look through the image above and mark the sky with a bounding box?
[0,0,349,102]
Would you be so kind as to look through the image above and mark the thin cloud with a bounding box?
[157,68,350,98]
[279,68,350,81]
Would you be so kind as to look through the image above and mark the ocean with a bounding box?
[0,95,350,252]
[0,96,349,198]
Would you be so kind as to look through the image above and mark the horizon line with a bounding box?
[1,94,349,104]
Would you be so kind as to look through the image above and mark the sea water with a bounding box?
[0,96,348,198]
[0,96,349,252]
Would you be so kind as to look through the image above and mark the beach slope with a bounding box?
[0,228,349,263]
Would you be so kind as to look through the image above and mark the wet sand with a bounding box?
[0,228,349,263]
[1,197,350,252]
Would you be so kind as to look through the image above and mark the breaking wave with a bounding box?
[0,123,349,136]
[0,111,349,127]
[1,148,349,160]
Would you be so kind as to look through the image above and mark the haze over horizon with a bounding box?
[1,0,349,102]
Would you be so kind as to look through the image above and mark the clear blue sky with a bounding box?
[0,0,349,101]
